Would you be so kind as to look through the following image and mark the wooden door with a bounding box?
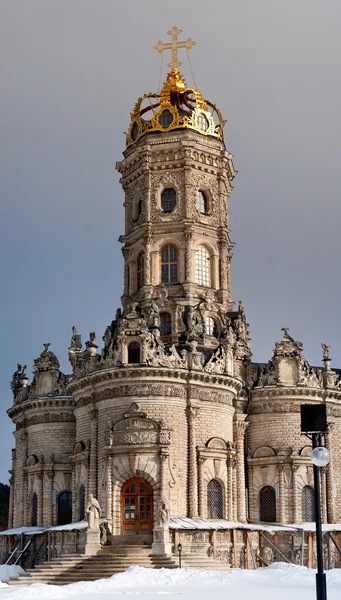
[121,478,153,533]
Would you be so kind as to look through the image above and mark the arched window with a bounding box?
[161,244,178,283]
[57,491,72,525]
[196,190,208,214]
[128,342,140,364]
[302,485,315,522]
[79,485,85,521]
[259,486,276,522]
[196,246,210,286]
[31,492,37,526]
[161,188,176,212]
[205,316,217,336]
[160,312,172,336]
[137,251,145,290]
[197,112,209,132]
[207,479,223,519]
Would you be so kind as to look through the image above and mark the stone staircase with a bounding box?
[8,535,230,586]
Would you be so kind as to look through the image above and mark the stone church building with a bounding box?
[6,29,341,562]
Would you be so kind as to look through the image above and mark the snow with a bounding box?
[0,521,88,536]
[0,565,24,583]
[0,565,340,599]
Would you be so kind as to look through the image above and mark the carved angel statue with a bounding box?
[158,498,170,528]
[321,343,331,360]
[89,331,96,344]
[86,493,102,530]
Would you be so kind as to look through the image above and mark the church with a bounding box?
[5,28,341,569]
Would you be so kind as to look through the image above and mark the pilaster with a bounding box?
[187,406,199,517]
[233,418,248,522]
[89,408,98,498]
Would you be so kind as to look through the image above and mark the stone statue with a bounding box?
[71,326,82,350]
[321,343,331,361]
[89,331,96,344]
[158,498,170,528]
[86,494,102,530]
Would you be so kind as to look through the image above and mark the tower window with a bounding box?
[79,485,85,521]
[159,109,173,128]
[197,112,209,132]
[207,479,223,518]
[196,190,208,214]
[259,486,276,522]
[128,342,141,364]
[205,316,216,336]
[137,199,142,218]
[161,188,176,212]
[57,491,72,525]
[302,485,315,522]
[161,244,178,283]
[31,492,37,526]
[196,246,210,286]
[137,251,145,290]
[160,312,172,336]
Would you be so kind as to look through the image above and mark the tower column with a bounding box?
[45,472,54,525]
[278,464,286,523]
[227,458,233,520]
[89,408,98,499]
[198,457,206,518]
[105,455,113,524]
[325,427,335,523]
[37,472,43,527]
[292,465,300,523]
[187,406,199,517]
[234,418,248,522]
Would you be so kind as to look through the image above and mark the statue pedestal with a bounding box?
[84,528,101,555]
[151,526,171,555]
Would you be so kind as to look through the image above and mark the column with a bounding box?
[187,406,199,517]
[89,408,98,498]
[71,467,77,523]
[278,465,286,523]
[184,229,193,282]
[292,465,300,523]
[232,459,238,521]
[325,427,335,523]
[22,472,28,525]
[105,455,113,525]
[121,248,130,296]
[321,467,327,524]
[227,458,233,520]
[37,472,44,527]
[198,457,206,518]
[144,228,152,286]
[8,476,14,528]
[218,239,228,291]
[46,472,54,525]
[159,451,168,499]
[234,419,248,522]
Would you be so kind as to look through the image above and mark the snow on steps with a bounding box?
[9,545,230,586]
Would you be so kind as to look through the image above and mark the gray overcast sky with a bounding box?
[1,0,340,484]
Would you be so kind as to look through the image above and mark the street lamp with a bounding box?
[177,542,182,569]
[301,404,329,600]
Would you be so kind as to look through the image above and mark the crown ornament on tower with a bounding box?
[126,27,227,148]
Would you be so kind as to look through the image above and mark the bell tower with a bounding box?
[116,28,237,342]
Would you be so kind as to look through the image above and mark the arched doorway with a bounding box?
[121,478,153,533]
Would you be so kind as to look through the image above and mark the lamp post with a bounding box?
[177,542,182,569]
[300,404,329,600]
[311,439,330,600]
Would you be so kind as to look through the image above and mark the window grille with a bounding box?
[57,491,72,525]
[161,244,178,283]
[161,188,176,212]
[137,251,145,290]
[197,112,209,132]
[302,485,315,522]
[207,479,223,518]
[259,486,276,522]
[160,312,172,336]
[128,342,140,364]
[31,492,37,526]
[79,485,85,520]
[196,246,210,286]
[205,316,216,336]
[196,190,207,214]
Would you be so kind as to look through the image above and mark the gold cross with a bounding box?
[154,26,196,70]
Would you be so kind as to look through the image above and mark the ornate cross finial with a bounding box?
[43,343,50,352]
[154,26,196,70]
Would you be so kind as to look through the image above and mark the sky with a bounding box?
[1,0,341,485]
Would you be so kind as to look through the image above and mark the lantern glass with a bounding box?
[311,446,330,467]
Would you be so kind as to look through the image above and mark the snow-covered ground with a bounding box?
[0,564,340,599]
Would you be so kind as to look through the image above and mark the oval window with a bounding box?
[131,122,139,141]
[197,113,209,132]
[159,110,173,129]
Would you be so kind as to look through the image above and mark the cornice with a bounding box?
[7,396,74,421]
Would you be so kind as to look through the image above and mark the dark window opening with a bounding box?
[128,342,141,364]
[207,479,223,518]
[58,491,72,525]
[259,486,276,522]
[161,244,178,283]
[79,485,85,521]
[160,312,172,336]
[31,492,37,526]
[161,188,176,212]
